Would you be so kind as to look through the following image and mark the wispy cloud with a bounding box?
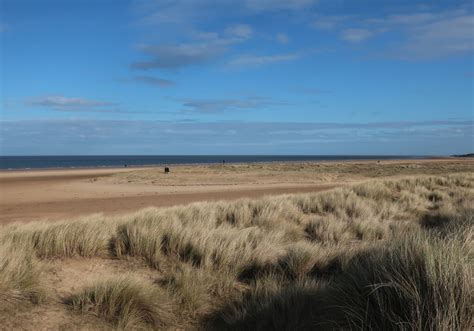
[312,15,350,31]
[396,12,474,59]
[244,0,316,12]
[225,24,253,39]
[131,0,313,72]
[135,0,205,25]
[133,75,175,87]
[25,95,125,113]
[135,1,266,26]
[229,53,300,67]
[313,6,474,59]
[299,88,332,94]
[132,42,227,70]
[27,95,114,108]
[179,96,288,113]
[136,0,316,26]
[276,32,289,44]
[132,24,253,70]
[340,28,374,43]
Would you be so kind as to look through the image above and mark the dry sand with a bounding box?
[1,158,472,224]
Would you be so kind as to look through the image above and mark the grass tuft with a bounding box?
[322,230,473,330]
[66,276,173,329]
[0,243,45,305]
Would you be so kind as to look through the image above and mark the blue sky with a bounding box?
[0,0,473,155]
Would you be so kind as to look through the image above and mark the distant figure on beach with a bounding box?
[222,160,225,164]
[124,164,127,168]
[164,167,170,173]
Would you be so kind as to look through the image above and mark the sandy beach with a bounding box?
[1,158,472,224]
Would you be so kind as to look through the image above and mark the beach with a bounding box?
[1,157,472,224]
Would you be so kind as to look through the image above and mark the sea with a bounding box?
[0,155,424,170]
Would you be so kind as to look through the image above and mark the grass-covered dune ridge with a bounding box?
[0,173,472,329]
[101,159,474,187]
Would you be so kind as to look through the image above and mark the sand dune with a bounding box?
[0,172,472,329]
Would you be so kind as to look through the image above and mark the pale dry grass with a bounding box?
[0,172,472,329]
[1,215,120,258]
[66,276,174,329]
[323,231,473,330]
[100,159,474,186]
[209,229,473,330]
[0,243,45,306]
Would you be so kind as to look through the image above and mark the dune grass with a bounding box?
[0,243,45,306]
[66,276,173,329]
[323,231,473,330]
[208,227,473,330]
[0,172,472,329]
[103,159,474,186]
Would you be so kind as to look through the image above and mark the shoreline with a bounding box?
[0,155,431,172]
[0,155,447,173]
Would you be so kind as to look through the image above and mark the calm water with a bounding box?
[0,155,423,170]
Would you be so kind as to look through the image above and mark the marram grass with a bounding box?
[0,173,472,329]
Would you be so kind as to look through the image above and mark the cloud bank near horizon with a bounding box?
[1,119,471,155]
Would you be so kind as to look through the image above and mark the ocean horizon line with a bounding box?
[0,155,428,170]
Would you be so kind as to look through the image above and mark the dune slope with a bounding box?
[0,173,472,329]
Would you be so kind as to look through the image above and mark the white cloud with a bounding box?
[276,32,289,44]
[229,53,299,67]
[133,25,253,70]
[340,28,374,43]
[133,76,175,87]
[136,0,316,26]
[25,95,125,113]
[132,42,227,70]
[180,96,288,113]
[2,119,471,155]
[385,12,437,25]
[312,15,349,30]
[27,95,113,108]
[399,13,474,59]
[225,24,253,39]
[314,7,474,59]
[244,0,316,11]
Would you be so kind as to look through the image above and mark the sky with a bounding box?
[0,0,473,155]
